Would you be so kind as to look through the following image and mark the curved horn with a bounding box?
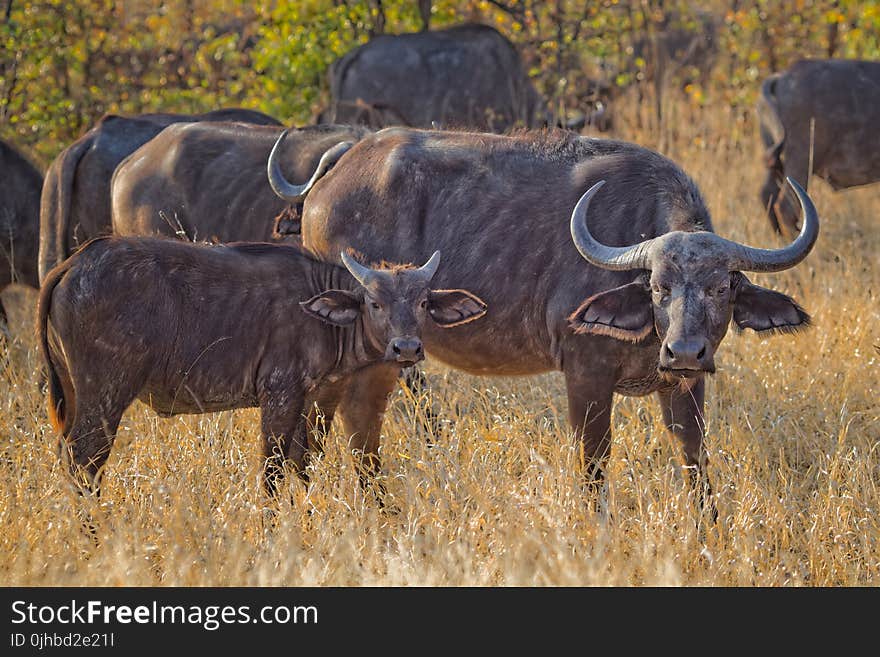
[722,177,819,273]
[340,251,377,288]
[267,132,355,202]
[415,251,441,282]
[570,180,653,271]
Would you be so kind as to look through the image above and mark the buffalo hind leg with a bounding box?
[337,363,400,490]
[61,404,125,495]
[774,147,811,236]
[655,379,716,520]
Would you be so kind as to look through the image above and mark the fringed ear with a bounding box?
[427,289,488,327]
[732,274,811,335]
[300,290,361,326]
[568,280,654,342]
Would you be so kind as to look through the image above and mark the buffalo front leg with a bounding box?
[260,391,308,497]
[563,366,615,488]
[336,362,400,482]
[655,378,716,519]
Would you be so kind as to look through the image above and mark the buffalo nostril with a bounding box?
[665,345,675,360]
[697,346,706,360]
[392,344,401,354]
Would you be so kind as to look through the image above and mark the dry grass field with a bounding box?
[1,100,877,586]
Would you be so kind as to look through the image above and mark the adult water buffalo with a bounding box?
[0,139,42,328]
[40,237,486,494]
[38,108,280,282]
[268,127,819,509]
[323,23,545,132]
[758,59,880,234]
[111,122,370,243]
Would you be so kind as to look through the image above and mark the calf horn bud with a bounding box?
[341,251,377,288]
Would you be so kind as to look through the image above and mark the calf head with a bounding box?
[568,177,818,381]
[301,251,487,366]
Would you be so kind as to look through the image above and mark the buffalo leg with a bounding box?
[774,147,811,236]
[401,366,441,442]
[563,366,615,487]
[62,403,125,494]
[655,379,716,519]
[260,392,307,497]
[337,362,400,481]
[303,382,346,457]
[759,168,783,234]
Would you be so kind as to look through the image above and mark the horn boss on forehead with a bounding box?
[569,177,818,273]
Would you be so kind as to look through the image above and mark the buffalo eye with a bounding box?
[652,284,670,300]
[370,301,381,310]
[707,283,729,297]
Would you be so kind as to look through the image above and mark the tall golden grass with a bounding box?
[1,96,877,586]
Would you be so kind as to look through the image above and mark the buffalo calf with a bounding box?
[38,237,486,495]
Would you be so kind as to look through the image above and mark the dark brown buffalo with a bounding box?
[39,237,486,494]
[269,127,819,511]
[0,139,42,328]
[323,24,545,132]
[758,59,880,234]
[111,122,369,243]
[38,108,281,282]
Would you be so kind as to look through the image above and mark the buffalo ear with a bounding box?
[300,289,361,326]
[732,273,810,334]
[568,280,653,342]
[428,289,488,327]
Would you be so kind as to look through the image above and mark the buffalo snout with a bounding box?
[659,337,715,376]
[388,336,424,366]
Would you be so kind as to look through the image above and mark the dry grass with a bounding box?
[1,98,878,586]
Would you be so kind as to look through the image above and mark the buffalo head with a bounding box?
[568,178,818,380]
[301,251,488,366]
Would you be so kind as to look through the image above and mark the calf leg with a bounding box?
[260,392,307,497]
[337,362,400,481]
[655,379,716,520]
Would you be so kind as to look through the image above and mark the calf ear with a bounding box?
[568,280,653,342]
[300,290,361,326]
[428,289,488,327]
[732,274,810,334]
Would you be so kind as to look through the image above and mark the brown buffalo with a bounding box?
[39,237,486,494]
[269,127,819,512]
[758,59,880,234]
[323,23,545,132]
[111,122,369,243]
[0,139,42,328]
[38,108,281,282]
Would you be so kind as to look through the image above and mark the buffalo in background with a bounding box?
[38,108,280,283]
[320,24,546,132]
[111,122,369,243]
[758,58,880,234]
[0,139,42,329]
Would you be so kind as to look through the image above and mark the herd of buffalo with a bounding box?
[1,23,877,514]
